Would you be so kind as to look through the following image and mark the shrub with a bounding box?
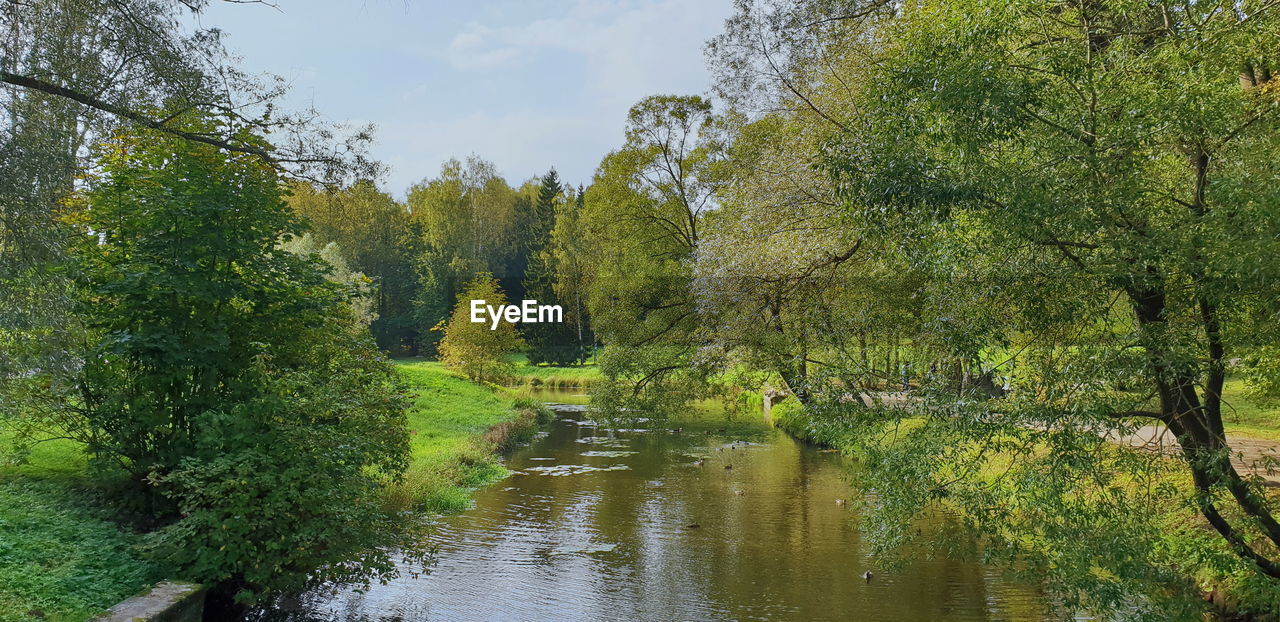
[438,275,524,383]
[67,122,419,603]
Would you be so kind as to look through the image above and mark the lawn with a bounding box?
[0,437,156,622]
[1221,377,1280,441]
[505,353,602,389]
[383,359,548,513]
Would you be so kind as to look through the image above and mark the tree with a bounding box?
[279,233,377,328]
[67,120,416,603]
[581,95,724,413]
[438,275,525,383]
[408,157,520,354]
[703,0,1280,614]
[285,181,416,351]
[549,186,596,364]
[521,169,583,365]
[1,0,377,457]
[779,0,1280,612]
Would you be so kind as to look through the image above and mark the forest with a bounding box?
[4,0,1280,621]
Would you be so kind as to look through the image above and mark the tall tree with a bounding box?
[549,186,596,364]
[582,95,724,412]
[521,169,583,365]
[2,0,376,442]
[407,156,520,354]
[697,110,917,404]
[800,0,1280,611]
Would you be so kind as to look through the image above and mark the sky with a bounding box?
[192,0,735,195]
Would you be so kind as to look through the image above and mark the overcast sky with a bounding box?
[192,0,734,195]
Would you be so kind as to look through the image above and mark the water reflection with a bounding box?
[252,401,1046,621]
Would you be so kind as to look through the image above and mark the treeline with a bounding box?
[285,157,595,364]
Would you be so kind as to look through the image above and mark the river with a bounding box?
[251,393,1048,621]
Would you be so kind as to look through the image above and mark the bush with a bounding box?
[438,275,524,383]
[65,122,418,603]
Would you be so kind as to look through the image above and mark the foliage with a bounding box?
[522,170,583,365]
[279,232,377,327]
[438,275,525,383]
[0,479,157,622]
[548,186,597,363]
[285,181,416,350]
[407,157,522,354]
[581,95,724,414]
[70,122,415,602]
[684,0,1280,615]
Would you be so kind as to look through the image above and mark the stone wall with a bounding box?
[92,582,206,622]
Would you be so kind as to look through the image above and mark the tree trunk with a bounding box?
[1130,282,1280,578]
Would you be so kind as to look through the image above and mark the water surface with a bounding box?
[255,398,1047,621]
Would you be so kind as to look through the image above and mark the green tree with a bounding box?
[285,181,417,351]
[439,275,525,383]
[521,169,583,365]
[754,0,1280,613]
[279,233,377,327]
[408,157,520,354]
[549,186,596,364]
[697,110,921,404]
[2,0,377,456]
[71,121,415,603]
[581,95,724,413]
[710,0,1280,614]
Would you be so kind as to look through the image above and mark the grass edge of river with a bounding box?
[0,357,573,622]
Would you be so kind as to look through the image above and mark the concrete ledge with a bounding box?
[92,582,206,622]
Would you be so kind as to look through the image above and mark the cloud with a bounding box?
[390,0,736,193]
[447,29,524,70]
[445,0,732,105]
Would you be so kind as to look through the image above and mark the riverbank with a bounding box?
[768,394,1280,619]
[384,359,552,513]
[0,358,553,622]
[505,354,601,390]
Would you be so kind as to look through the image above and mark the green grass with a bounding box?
[385,359,550,513]
[0,436,156,622]
[505,353,602,389]
[1222,377,1280,441]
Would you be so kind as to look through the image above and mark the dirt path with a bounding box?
[857,392,1280,484]
[1111,425,1280,485]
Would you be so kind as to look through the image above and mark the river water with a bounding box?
[253,395,1048,621]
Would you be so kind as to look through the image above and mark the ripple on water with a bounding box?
[521,464,631,476]
[545,542,617,555]
[579,450,637,458]
[573,436,631,447]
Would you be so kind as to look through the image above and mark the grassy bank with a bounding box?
[505,354,602,389]
[385,359,552,513]
[0,358,552,621]
[0,438,157,622]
